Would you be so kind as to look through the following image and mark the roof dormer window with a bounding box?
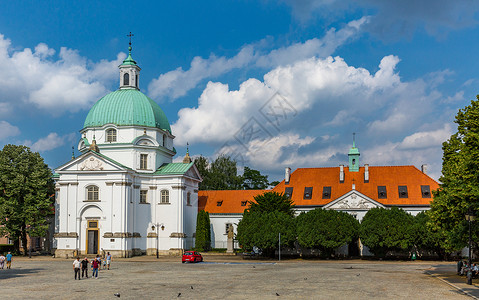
[421,185,431,198]
[217,201,223,206]
[398,186,408,198]
[106,128,117,142]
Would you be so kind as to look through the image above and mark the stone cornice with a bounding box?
[172,185,186,190]
[54,232,78,238]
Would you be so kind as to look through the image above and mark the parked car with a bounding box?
[182,251,203,263]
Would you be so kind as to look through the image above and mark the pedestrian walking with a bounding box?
[106,252,112,270]
[91,255,100,278]
[81,257,89,278]
[0,253,5,269]
[73,257,81,280]
[6,252,12,269]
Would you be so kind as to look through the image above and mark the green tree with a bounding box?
[428,96,479,252]
[0,145,54,254]
[269,181,280,187]
[242,167,269,190]
[195,210,211,251]
[236,210,295,256]
[412,212,446,257]
[194,155,242,190]
[360,207,415,257]
[296,208,359,257]
[247,191,295,217]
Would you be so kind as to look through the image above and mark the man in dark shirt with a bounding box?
[81,257,89,278]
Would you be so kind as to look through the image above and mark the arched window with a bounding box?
[123,73,129,86]
[135,74,138,88]
[106,129,117,142]
[187,192,191,206]
[86,185,99,201]
[161,190,169,203]
[162,135,167,147]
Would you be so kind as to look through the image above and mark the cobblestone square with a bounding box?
[0,256,474,299]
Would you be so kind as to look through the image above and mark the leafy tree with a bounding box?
[0,145,54,254]
[247,191,295,217]
[194,155,242,190]
[413,212,446,257]
[242,167,269,190]
[195,210,211,251]
[269,181,280,187]
[360,207,415,257]
[236,210,295,256]
[296,208,359,257]
[428,96,479,252]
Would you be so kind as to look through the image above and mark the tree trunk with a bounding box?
[21,229,28,256]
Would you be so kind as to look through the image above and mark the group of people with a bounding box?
[457,260,479,277]
[0,252,13,269]
[73,252,112,280]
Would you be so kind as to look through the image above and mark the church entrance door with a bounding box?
[86,220,99,254]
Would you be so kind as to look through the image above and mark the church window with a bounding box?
[106,129,117,142]
[140,154,148,170]
[421,185,431,198]
[378,186,387,199]
[187,192,191,206]
[217,201,223,206]
[140,190,147,203]
[124,73,129,86]
[304,187,313,199]
[162,135,167,147]
[160,190,169,203]
[86,185,99,201]
[225,223,232,234]
[284,187,293,199]
[398,186,408,198]
[241,201,247,206]
[322,186,331,199]
[135,74,138,88]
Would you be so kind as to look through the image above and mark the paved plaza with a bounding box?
[0,256,476,299]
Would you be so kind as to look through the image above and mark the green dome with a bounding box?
[83,89,171,132]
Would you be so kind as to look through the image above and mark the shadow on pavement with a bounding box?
[0,268,44,280]
[426,263,479,298]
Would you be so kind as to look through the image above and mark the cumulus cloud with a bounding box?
[0,121,20,140]
[147,17,369,100]
[0,34,125,115]
[24,132,76,152]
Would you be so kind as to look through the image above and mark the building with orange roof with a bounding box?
[198,140,439,252]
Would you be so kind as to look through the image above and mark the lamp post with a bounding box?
[465,208,475,285]
[151,224,165,259]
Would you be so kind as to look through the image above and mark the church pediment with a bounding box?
[56,152,127,173]
[185,167,201,180]
[323,190,384,210]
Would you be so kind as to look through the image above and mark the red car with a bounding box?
[182,251,203,263]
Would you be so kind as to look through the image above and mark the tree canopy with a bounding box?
[242,166,269,190]
[429,96,479,252]
[296,208,359,257]
[359,207,414,257]
[194,155,243,190]
[195,210,211,251]
[247,191,295,217]
[0,144,54,254]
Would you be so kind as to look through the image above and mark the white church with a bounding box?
[53,44,201,257]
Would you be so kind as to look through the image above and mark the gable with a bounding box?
[323,190,385,210]
[56,152,127,173]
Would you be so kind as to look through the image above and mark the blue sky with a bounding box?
[1,1,479,182]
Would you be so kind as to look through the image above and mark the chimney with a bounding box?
[285,167,291,184]
[364,164,369,183]
[339,165,344,183]
[421,164,427,174]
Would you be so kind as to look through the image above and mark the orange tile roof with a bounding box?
[198,190,267,214]
[199,165,439,214]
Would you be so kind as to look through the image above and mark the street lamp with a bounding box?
[465,207,476,285]
[151,224,165,259]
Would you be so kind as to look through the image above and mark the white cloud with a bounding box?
[25,132,76,152]
[0,121,20,140]
[398,124,452,150]
[0,34,125,115]
[147,17,369,100]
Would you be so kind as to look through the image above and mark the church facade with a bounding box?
[199,141,439,254]
[53,46,201,258]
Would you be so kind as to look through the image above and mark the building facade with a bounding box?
[199,142,439,254]
[54,46,201,258]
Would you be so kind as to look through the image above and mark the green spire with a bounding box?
[121,32,137,66]
[348,133,360,172]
